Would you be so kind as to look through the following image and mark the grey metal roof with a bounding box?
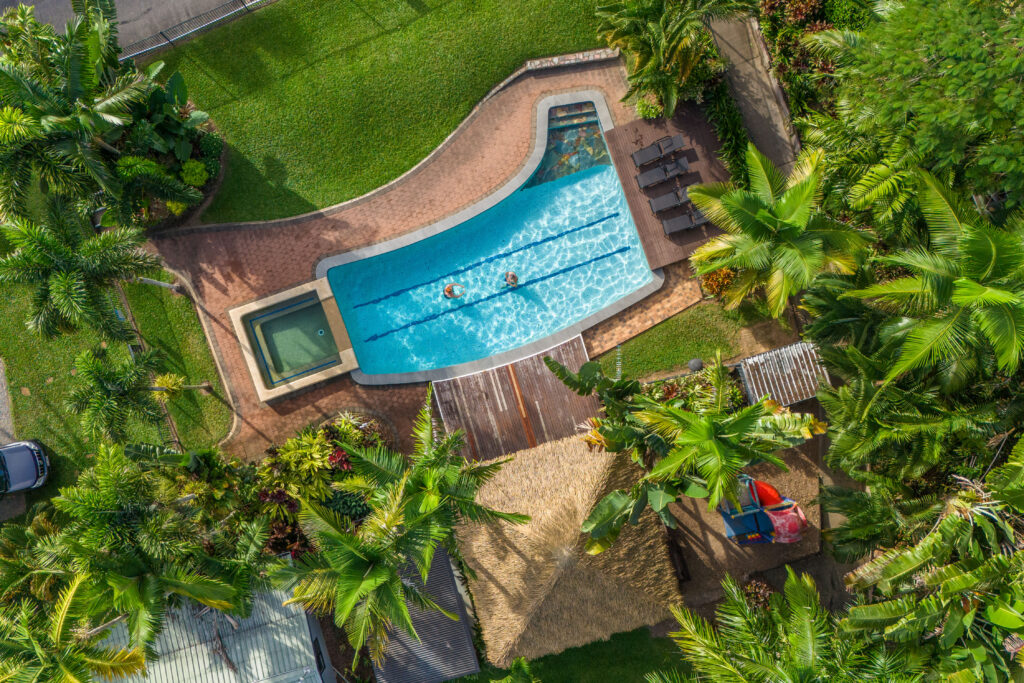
[104,589,321,683]
[738,341,830,406]
[374,550,480,683]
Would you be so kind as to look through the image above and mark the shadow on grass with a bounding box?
[202,144,318,223]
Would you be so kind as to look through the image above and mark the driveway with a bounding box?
[0,0,237,46]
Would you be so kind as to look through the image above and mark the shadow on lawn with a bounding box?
[201,145,318,223]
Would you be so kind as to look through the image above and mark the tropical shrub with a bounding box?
[698,266,736,297]
[180,159,210,188]
[701,79,749,185]
[199,131,225,159]
[165,199,188,215]
[641,364,745,412]
[635,97,664,119]
[256,430,335,521]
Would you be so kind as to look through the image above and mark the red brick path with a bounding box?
[153,61,703,459]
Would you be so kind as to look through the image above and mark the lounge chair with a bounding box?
[662,213,696,235]
[691,208,709,227]
[631,134,689,168]
[636,158,689,189]
[649,187,690,214]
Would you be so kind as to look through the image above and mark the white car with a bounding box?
[0,440,50,493]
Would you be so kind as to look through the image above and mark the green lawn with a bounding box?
[0,234,231,508]
[459,628,685,682]
[599,299,778,380]
[154,0,604,223]
[123,272,233,450]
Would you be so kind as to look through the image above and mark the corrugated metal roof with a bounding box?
[374,550,480,683]
[738,342,830,406]
[104,589,321,683]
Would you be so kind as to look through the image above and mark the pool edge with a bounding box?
[349,268,666,386]
[314,90,618,276]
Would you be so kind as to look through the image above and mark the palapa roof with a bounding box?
[456,436,683,667]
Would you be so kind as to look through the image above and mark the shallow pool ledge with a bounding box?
[228,278,358,403]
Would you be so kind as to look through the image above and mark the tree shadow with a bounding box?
[202,144,317,222]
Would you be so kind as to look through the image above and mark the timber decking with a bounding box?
[434,337,600,461]
[604,103,730,270]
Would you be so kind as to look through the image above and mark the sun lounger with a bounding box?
[636,158,689,189]
[631,134,689,168]
[649,187,690,214]
[662,213,696,235]
[691,208,709,227]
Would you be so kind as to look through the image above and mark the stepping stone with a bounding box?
[20,387,29,396]
[45,377,54,384]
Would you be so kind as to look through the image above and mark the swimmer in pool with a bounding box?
[505,271,519,288]
[444,283,465,299]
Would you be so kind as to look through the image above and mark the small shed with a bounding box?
[738,342,830,406]
[373,550,480,683]
[104,589,336,683]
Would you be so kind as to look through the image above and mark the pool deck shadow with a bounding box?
[151,59,708,459]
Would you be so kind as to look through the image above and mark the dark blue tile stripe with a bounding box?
[363,246,631,343]
[350,212,619,309]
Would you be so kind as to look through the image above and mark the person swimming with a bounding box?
[443,283,465,299]
[505,271,519,288]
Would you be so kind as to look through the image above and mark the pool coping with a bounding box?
[227,278,358,403]
[313,88,665,385]
[315,90,617,275]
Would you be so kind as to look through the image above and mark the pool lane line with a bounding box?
[363,245,632,343]
[350,212,620,309]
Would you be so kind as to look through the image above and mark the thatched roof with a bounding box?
[456,436,683,667]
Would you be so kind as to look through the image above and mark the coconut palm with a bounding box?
[272,396,527,666]
[66,346,166,442]
[0,197,158,340]
[653,569,920,682]
[596,0,753,116]
[850,171,1024,381]
[0,0,155,214]
[0,574,147,682]
[690,143,871,317]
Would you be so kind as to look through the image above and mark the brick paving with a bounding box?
[152,60,705,460]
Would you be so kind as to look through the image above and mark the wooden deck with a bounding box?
[434,337,600,461]
[606,103,729,270]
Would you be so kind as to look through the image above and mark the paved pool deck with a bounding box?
[151,59,703,459]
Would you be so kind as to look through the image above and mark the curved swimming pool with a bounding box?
[325,99,654,378]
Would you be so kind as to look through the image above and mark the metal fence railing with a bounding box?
[120,0,276,61]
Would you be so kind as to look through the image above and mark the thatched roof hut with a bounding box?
[456,436,683,668]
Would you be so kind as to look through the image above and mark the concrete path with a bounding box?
[710,18,799,173]
[0,359,26,522]
[0,0,234,46]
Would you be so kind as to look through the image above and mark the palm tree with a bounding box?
[67,346,165,442]
[0,0,154,214]
[272,396,527,666]
[850,171,1024,381]
[841,443,1024,681]
[597,0,753,117]
[0,574,147,682]
[0,197,158,340]
[653,569,919,681]
[548,353,824,553]
[45,444,239,646]
[690,143,871,317]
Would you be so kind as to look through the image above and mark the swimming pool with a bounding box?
[324,97,655,378]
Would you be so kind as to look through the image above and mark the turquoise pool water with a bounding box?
[326,103,653,376]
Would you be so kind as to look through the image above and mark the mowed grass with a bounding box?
[459,628,685,682]
[599,300,775,380]
[0,232,231,509]
[153,0,604,223]
[123,272,233,450]
[0,237,161,508]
